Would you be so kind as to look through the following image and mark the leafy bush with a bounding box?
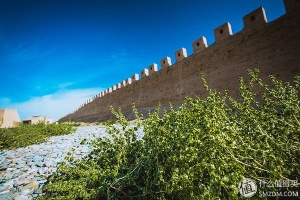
[103,119,118,126]
[0,122,77,151]
[39,69,299,199]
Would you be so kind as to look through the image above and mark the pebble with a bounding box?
[14,195,31,200]
[0,185,10,192]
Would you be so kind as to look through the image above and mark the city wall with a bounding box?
[59,0,300,122]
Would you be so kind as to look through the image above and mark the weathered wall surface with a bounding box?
[59,1,300,122]
[0,109,21,128]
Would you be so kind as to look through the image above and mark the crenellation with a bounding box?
[117,83,122,89]
[126,78,132,85]
[148,63,158,75]
[132,74,139,82]
[109,88,112,93]
[141,69,149,78]
[243,7,267,30]
[284,0,300,13]
[122,80,127,87]
[214,22,232,42]
[161,57,172,68]
[175,48,187,63]
[113,85,117,90]
[192,37,208,53]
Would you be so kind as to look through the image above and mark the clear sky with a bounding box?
[0,0,286,121]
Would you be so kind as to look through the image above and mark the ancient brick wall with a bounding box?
[59,0,300,122]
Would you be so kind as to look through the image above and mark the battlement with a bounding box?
[141,69,149,78]
[192,37,207,53]
[62,0,300,122]
[284,0,300,13]
[243,7,267,30]
[117,83,121,89]
[175,48,187,62]
[132,74,139,82]
[214,22,232,42]
[148,63,158,75]
[161,57,172,68]
[121,80,126,87]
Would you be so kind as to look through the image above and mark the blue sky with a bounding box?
[0,0,285,121]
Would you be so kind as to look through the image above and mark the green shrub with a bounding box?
[103,119,118,126]
[71,122,81,127]
[0,122,77,151]
[39,69,300,200]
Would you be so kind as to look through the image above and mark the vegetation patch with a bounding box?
[38,69,299,199]
[103,119,118,126]
[0,122,77,151]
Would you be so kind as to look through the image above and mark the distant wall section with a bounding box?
[0,109,21,128]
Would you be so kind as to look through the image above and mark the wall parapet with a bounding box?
[192,36,207,53]
[132,74,139,82]
[175,48,187,62]
[161,57,172,68]
[243,7,267,30]
[284,0,300,13]
[148,63,158,75]
[141,69,149,78]
[214,22,232,42]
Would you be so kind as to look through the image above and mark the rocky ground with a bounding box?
[0,125,133,200]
